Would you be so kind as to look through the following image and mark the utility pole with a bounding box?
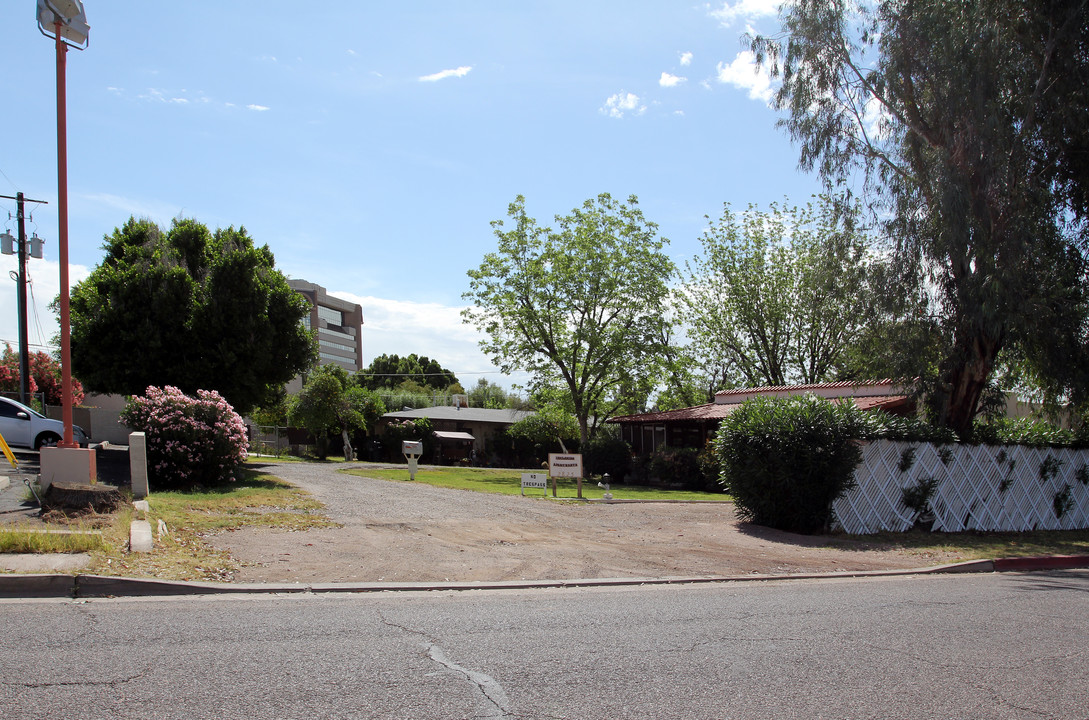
[1,192,47,405]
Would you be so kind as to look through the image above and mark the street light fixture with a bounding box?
[37,0,89,47]
[37,0,89,451]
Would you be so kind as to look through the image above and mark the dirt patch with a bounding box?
[209,461,964,584]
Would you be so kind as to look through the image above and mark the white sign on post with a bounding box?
[548,453,582,478]
[521,472,548,496]
[548,453,585,498]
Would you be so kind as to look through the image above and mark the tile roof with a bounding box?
[611,382,914,424]
[714,379,903,401]
[610,403,734,424]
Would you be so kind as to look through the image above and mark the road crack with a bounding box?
[12,672,146,689]
[426,643,513,719]
[377,611,514,719]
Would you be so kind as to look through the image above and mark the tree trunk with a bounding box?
[938,329,1004,439]
[43,482,125,514]
[342,427,354,461]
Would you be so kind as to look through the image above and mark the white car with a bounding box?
[0,396,89,449]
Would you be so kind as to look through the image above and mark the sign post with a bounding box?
[548,453,584,498]
[402,440,422,480]
[520,472,547,496]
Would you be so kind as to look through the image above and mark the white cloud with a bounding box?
[680,51,693,66]
[79,192,185,224]
[710,0,781,27]
[247,104,270,112]
[659,72,687,88]
[0,256,90,352]
[716,50,775,103]
[863,95,894,140]
[418,66,473,82]
[600,92,646,119]
[328,292,528,390]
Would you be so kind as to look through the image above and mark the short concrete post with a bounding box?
[39,447,97,492]
[129,431,149,499]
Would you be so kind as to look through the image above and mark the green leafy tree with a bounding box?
[382,416,434,461]
[463,193,675,454]
[466,377,511,409]
[288,364,385,460]
[69,217,315,414]
[358,354,459,392]
[680,196,875,389]
[507,404,580,456]
[752,0,1089,437]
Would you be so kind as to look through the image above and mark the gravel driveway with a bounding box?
[210,460,961,584]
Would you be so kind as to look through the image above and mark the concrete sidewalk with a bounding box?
[3,556,1088,599]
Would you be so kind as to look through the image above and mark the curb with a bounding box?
[1,556,1086,599]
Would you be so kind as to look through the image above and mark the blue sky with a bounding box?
[0,1,825,392]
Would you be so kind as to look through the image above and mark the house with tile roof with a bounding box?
[609,379,914,455]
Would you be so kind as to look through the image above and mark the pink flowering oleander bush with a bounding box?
[121,386,248,489]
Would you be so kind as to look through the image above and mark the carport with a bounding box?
[433,430,475,464]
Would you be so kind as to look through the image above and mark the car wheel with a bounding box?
[35,432,61,450]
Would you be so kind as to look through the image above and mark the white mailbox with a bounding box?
[402,440,423,480]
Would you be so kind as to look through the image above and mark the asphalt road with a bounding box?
[3,570,1086,719]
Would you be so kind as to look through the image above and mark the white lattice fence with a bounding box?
[833,440,1089,534]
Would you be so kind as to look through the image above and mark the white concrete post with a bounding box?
[129,431,149,499]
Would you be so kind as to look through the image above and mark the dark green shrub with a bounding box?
[647,447,703,489]
[584,434,632,482]
[697,439,723,493]
[900,476,939,517]
[382,417,434,462]
[1054,484,1074,519]
[626,446,720,491]
[716,394,866,534]
[970,417,1082,448]
[860,412,956,444]
[861,410,1089,449]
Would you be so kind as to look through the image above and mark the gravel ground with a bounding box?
[210,460,962,584]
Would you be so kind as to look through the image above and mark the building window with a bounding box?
[318,306,342,327]
[318,326,355,341]
[320,351,352,364]
[319,338,356,353]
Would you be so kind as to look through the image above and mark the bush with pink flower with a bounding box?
[121,386,248,489]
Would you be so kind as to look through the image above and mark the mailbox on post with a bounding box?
[402,440,423,480]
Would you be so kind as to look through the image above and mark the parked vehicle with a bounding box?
[0,396,89,449]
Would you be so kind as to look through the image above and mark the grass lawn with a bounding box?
[855,528,1089,561]
[81,469,337,582]
[0,525,104,554]
[343,464,731,502]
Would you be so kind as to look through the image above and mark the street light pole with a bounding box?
[37,0,88,449]
[53,24,76,447]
